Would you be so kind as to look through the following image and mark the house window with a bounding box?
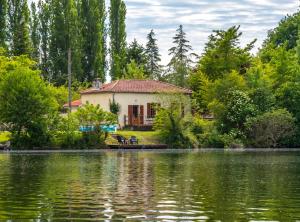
[147,103,160,118]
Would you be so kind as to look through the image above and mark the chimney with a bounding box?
[93,78,102,89]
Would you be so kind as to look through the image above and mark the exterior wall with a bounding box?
[81,92,191,128]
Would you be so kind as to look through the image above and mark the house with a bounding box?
[66,79,192,128]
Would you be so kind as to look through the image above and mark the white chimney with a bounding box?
[93,78,102,89]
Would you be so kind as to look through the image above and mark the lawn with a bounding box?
[106,130,161,145]
[0,132,11,143]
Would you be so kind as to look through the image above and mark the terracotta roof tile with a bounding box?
[63,99,81,108]
[81,80,192,95]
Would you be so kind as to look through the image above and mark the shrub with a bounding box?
[246,109,296,148]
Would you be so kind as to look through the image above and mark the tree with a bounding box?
[154,94,196,148]
[145,29,162,80]
[81,0,106,83]
[167,25,195,87]
[7,0,32,56]
[38,0,51,80]
[109,0,127,80]
[0,56,58,148]
[126,39,147,68]
[30,2,40,61]
[124,60,146,79]
[49,0,83,85]
[262,11,300,51]
[76,103,117,146]
[199,26,256,80]
[246,109,296,148]
[0,0,7,48]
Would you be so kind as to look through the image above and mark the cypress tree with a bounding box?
[109,0,127,80]
[145,29,162,80]
[0,0,7,48]
[81,0,106,83]
[8,0,32,56]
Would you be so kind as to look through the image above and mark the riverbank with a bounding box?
[1,148,300,153]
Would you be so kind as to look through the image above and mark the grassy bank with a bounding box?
[0,132,10,143]
[106,130,161,145]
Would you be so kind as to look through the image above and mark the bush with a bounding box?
[246,109,296,148]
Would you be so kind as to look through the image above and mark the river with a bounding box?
[0,150,300,221]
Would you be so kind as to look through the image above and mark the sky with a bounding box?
[124,0,299,64]
[30,0,299,65]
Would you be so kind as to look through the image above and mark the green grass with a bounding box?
[0,132,11,143]
[106,130,162,145]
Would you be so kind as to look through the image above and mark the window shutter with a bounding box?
[147,103,151,118]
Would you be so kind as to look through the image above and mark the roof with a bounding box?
[63,99,81,108]
[81,80,193,95]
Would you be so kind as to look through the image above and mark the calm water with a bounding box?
[0,150,300,221]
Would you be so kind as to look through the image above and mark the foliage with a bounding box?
[0,0,7,48]
[0,61,58,148]
[126,39,147,68]
[109,0,127,80]
[75,103,117,147]
[124,60,146,79]
[166,25,196,87]
[7,0,32,56]
[145,29,162,80]
[262,11,300,51]
[154,95,197,148]
[0,131,11,143]
[109,98,121,115]
[199,26,256,80]
[246,109,296,148]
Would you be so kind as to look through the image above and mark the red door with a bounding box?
[140,105,144,125]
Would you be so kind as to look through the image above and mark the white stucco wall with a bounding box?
[81,92,191,127]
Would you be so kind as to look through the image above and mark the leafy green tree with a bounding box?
[262,11,300,51]
[30,2,40,61]
[219,90,257,133]
[0,57,58,148]
[145,29,162,80]
[124,60,146,79]
[246,109,296,148]
[167,25,195,87]
[76,103,117,146]
[199,26,256,80]
[81,0,106,83]
[109,0,126,80]
[7,0,32,56]
[0,0,7,48]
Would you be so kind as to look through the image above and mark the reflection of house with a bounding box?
[68,79,192,128]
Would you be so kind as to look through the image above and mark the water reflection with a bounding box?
[0,151,299,221]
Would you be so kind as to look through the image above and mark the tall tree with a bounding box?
[7,0,32,56]
[38,0,51,80]
[145,29,161,80]
[49,0,82,85]
[0,0,7,48]
[30,2,40,61]
[167,25,194,87]
[81,0,106,83]
[109,0,126,80]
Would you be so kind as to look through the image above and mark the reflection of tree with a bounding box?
[0,152,300,220]
[0,154,49,219]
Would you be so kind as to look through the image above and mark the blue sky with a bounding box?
[30,0,299,64]
[124,0,299,64]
